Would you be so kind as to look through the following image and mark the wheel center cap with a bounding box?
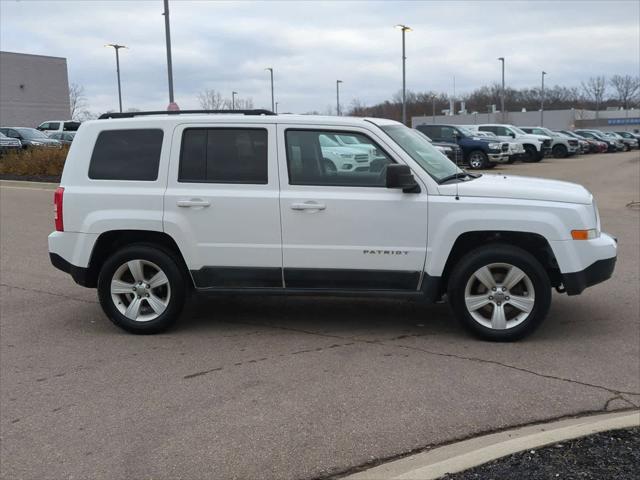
[493,291,506,302]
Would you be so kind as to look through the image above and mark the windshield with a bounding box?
[380,124,462,182]
[16,128,49,139]
[336,135,360,145]
[510,126,527,135]
[457,126,476,137]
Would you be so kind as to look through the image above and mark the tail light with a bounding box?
[54,187,64,231]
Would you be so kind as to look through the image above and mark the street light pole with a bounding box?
[498,57,505,121]
[232,91,237,110]
[336,80,342,116]
[541,71,547,126]
[432,95,436,124]
[265,67,274,112]
[162,0,178,110]
[395,24,412,125]
[105,44,127,113]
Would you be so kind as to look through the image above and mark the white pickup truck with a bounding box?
[473,124,552,162]
[48,110,617,341]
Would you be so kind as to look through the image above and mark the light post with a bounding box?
[162,0,178,110]
[232,91,237,110]
[431,95,436,124]
[336,80,343,116]
[541,71,547,126]
[265,67,274,112]
[105,44,127,113]
[395,24,412,125]
[498,57,505,121]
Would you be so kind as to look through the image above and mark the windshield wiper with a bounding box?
[438,172,480,184]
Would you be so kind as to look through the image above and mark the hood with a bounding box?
[431,141,458,148]
[438,174,592,205]
[518,133,551,142]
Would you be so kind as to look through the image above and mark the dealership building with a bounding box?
[0,51,71,127]
[412,108,640,132]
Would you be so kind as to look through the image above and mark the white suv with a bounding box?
[48,110,617,341]
[520,127,580,158]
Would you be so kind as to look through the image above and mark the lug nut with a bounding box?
[502,287,507,291]
[492,287,497,291]
[497,302,502,306]
[146,294,150,298]
[489,296,494,300]
[137,295,141,299]
[506,296,510,300]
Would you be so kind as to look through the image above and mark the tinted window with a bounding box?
[440,126,457,141]
[416,125,437,138]
[89,129,163,181]
[179,128,267,184]
[48,122,60,130]
[286,130,393,187]
[63,122,81,131]
[496,126,511,136]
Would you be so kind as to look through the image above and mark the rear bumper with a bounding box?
[50,252,93,287]
[562,256,616,295]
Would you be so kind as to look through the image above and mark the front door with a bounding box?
[164,123,283,289]
[277,125,429,291]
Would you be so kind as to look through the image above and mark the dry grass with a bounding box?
[0,146,68,176]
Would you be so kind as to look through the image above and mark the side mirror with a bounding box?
[386,164,420,193]
[508,132,515,138]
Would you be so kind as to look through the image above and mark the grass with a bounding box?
[0,146,68,176]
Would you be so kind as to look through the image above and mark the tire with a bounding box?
[467,150,488,169]
[522,145,538,162]
[97,244,187,334]
[447,243,551,341]
[507,156,517,164]
[552,144,568,158]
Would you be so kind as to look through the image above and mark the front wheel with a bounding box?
[98,244,187,334]
[522,145,538,162]
[467,150,488,169]
[552,144,568,158]
[447,244,551,341]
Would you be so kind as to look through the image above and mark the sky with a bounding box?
[1,0,639,115]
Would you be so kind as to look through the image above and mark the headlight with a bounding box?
[488,142,501,149]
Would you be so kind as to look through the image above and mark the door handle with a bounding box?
[291,201,326,211]
[177,199,210,208]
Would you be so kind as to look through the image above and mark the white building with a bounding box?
[0,51,71,127]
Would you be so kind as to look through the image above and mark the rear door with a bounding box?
[277,124,429,291]
[163,123,283,289]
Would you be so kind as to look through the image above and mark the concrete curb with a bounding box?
[344,410,640,480]
[0,179,59,190]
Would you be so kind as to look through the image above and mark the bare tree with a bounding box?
[69,83,88,120]
[197,89,225,109]
[581,76,607,118]
[609,75,640,109]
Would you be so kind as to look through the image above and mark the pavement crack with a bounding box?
[0,283,97,304]
[390,342,640,397]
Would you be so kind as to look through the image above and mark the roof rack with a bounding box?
[98,109,276,120]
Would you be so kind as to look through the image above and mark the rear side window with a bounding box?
[178,128,268,184]
[89,129,163,181]
[63,122,81,132]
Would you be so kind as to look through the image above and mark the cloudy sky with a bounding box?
[1,0,638,114]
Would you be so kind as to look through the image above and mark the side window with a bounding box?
[63,122,80,131]
[440,127,456,141]
[47,122,60,130]
[416,125,436,138]
[285,130,393,187]
[89,129,163,181]
[178,128,267,184]
[496,126,509,136]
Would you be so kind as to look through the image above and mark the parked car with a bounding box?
[466,128,525,163]
[48,110,617,341]
[415,124,509,169]
[520,127,579,158]
[472,124,552,162]
[605,132,638,151]
[0,131,22,155]
[558,130,606,154]
[0,127,62,149]
[554,131,590,154]
[574,130,623,153]
[36,120,81,134]
[48,131,76,145]
[414,129,464,165]
[318,133,374,172]
[615,131,640,146]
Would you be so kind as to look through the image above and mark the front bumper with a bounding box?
[488,153,510,163]
[562,256,616,295]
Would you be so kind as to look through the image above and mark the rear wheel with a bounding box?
[98,244,187,334]
[467,150,488,169]
[447,244,551,341]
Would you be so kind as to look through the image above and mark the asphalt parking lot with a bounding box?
[1,151,639,480]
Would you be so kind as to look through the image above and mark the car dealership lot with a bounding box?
[1,152,639,480]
